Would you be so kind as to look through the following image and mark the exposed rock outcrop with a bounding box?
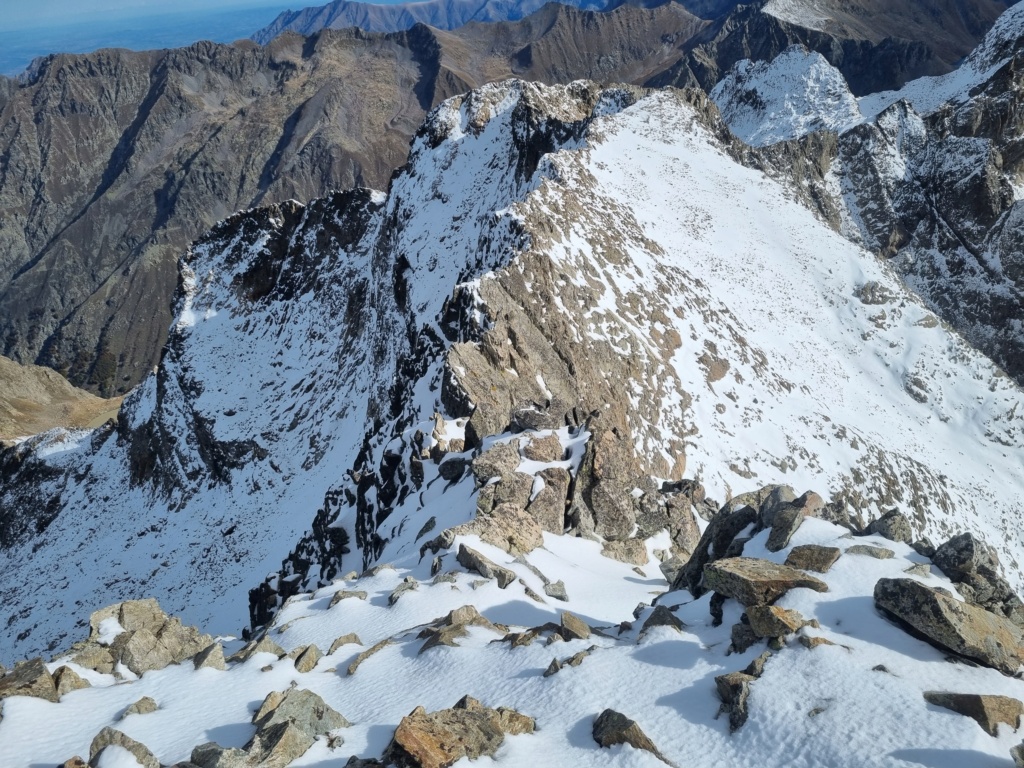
[874,578,1024,675]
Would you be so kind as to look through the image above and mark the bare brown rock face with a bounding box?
[0,3,707,396]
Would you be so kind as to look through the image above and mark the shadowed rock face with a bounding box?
[0,3,706,397]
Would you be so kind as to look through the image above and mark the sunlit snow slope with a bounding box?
[1,79,1022,663]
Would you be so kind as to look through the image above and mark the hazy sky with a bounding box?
[2,0,296,28]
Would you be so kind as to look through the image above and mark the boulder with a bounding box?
[933,533,1024,626]
[765,505,803,553]
[80,600,213,677]
[191,742,249,768]
[122,696,159,718]
[730,622,761,654]
[560,612,592,641]
[418,606,502,653]
[544,580,569,602]
[193,643,227,671]
[745,605,806,638]
[0,658,58,703]
[923,692,1023,736]
[53,665,91,697]
[526,467,570,534]
[757,485,797,528]
[246,721,315,767]
[253,688,350,740]
[874,578,1024,676]
[601,539,649,566]
[455,504,544,555]
[672,506,758,597]
[847,544,894,559]
[471,442,521,484]
[60,759,88,768]
[290,644,323,673]
[1013,741,1024,767]
[785,545,841,573]
[703,558,828,607]
[227,635,286,664]
[864,509,913,543]
[89,727,160,768]
[384,696,534,768]
[715,672,757,731]
[592,709,668,763]
[522,434,563,462]
[456,545,517,588]
[640,605,686,636]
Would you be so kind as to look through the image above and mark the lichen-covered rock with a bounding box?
[933,533,1024,626]
[471,442,521,484]
[745,605,807,638]
[601,539,649,565]
[592,709,668,763]
[0,658,58,703]
[329,634,362,655]
[923,692,1023,736]
[847,544,894,559]
[715,672,757,731]
[785,545,842,573]
[875,578,1024,676]
[383,696,534,768]
[703,558,828,606]
[522,434,563,462]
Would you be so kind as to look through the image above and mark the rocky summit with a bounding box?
[1,2,1024,767]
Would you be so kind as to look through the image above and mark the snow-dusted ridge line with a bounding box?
[1,77,1023,667]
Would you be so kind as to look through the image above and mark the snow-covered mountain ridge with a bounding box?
[1,73,1022,677]
[710,1,1024,389]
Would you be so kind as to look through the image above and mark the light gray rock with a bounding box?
[847,544,894,559]
[253,688,350,740]
[544,580,569,602]
[765,505,804,552]
[122,696,159,718]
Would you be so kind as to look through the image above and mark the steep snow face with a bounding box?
[860,0,1024,117]
[762,0,835,33]
[516,88,1024,576]
[710,45,862,145]
[2,79,1023,662]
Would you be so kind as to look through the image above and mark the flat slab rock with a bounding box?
[384,695,534,768]
[703,557,828,606]
[875,578,1024,676]
[923,692,1023,736]
[785,545,842,574]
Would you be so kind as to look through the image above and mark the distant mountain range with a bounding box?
[250,0,692,42]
